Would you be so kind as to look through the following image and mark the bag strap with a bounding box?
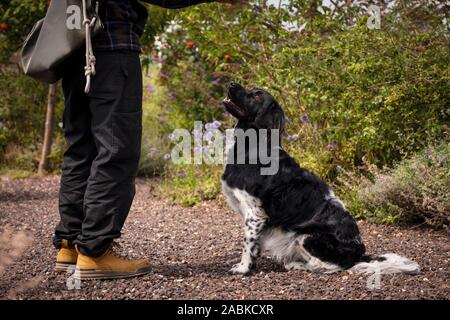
[82,0,99,93]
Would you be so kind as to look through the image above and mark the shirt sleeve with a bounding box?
[139,0,215,9]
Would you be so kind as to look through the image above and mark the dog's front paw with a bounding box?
[229,262,251,275]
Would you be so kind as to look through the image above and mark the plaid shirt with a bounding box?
[93,0,213,52]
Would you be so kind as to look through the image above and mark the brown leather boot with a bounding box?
[74,243,151,280]
[55,239,78,272]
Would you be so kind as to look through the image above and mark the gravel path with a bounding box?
[0,175,448,300]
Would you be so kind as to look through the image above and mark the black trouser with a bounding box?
[53,48,142,257]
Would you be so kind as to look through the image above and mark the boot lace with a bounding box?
[109,242,131,260]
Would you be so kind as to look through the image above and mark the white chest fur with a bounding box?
[221,179,268,274]
[221,180,266,219]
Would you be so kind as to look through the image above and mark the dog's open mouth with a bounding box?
[223,96,247,118]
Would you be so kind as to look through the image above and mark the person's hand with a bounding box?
[215,0,248,5]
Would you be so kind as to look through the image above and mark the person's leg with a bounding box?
[74,50,143,257]
[54,49,97,249]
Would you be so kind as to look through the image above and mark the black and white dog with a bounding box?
[221,81,419,276]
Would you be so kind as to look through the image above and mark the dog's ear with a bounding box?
[254,101,286,132]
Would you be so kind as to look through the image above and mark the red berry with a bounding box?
[152,53,159,59]
[186,41,194,47]
[0,23,8,31]
[224,53,232,59]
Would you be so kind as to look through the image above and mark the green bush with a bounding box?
[0,67,65,172]
[345,143,450,228]
[147,0,449,207]
[0,0,47,64]
[138,67,172,177]
[0,1,65,173]
[159,163,222,207]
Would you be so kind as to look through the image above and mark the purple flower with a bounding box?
[286,134,299,142]
[204,131,214,142]
[144,84,155,93]
[332,140,338,146]
[194,146,203,153]
[300,114,309,123]
[163,153,171,161]
[447,229,450,235]
[222,111,231,118]
[177,170,186,179]
[211,78,221,85]
[211,120,221,129]
[427,150,433,158]
[205,121,221,130]
[160,72,169,79]
[192,129,202,138]
[326,144,334,151]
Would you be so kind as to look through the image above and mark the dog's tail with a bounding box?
[350,253,420,275]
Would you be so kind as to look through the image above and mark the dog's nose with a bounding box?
[230,81,237,87]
